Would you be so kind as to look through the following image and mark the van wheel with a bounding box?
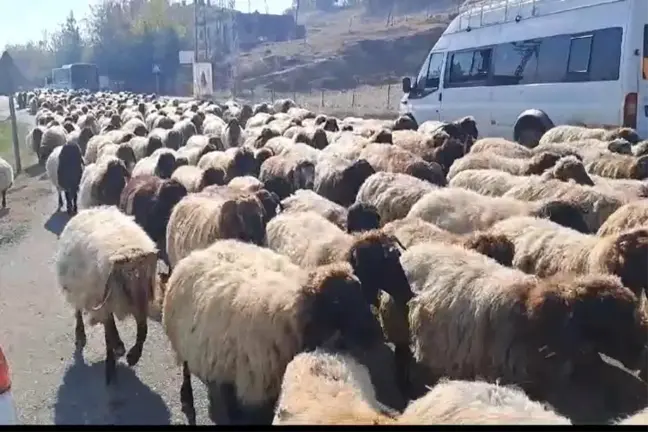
[516,122,545,148]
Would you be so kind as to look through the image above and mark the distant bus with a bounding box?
[49,63,100,92]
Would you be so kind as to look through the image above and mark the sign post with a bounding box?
[152,64,161,95]
[0,51,25,173]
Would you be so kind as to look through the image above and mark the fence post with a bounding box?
[386,84,391,110]
[320,90,325,108]
[271,89,275,102]
[8,94,21,174]
[351,89,356,108]
[293,91,297,103]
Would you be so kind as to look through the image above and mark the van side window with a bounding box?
[589,27,622,81]
[567,35,593,74]
[447,49,491,87]
[426,53,444,88]
[492,41,539,85]
[535,35,570,83]
[643,25,647,80]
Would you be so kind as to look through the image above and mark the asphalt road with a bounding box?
[0,96,209,425]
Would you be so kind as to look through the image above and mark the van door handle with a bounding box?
[438,93,442,102]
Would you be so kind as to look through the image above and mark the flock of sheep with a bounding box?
[2,88,648,425]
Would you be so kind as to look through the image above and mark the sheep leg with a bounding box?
[221,383,244,424]
[394,343,412,398]
[57,191,63,211]
[103,320,117,386]
[126,317,147,366]
[180,362,196,425]
[105,314,125,358]
[64,190,74,215]
[74,310,86,348]
[1,191,5,208]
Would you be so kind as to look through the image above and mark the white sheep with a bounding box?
[162,239,387,424]
[78,156,131,210]
[272,350,398,425]
[56,206,157,385]
[0,156,14,208]
[281,189,348,230]
[398,380,570,424]
[447,151,562,179]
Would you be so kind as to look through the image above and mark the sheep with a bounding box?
[177,138,220,165]
[597,200,648,237]
[617,407,648,425]
[84,135,115,164]
[418,116,479,150]
[273,98,297,113]
[632,141,648,158]
[122,117,148,137]
[227,175,264,192]
[221,119,245,149]
[39,125,67,165]
[172,118,197,146]
[398,241,647,420]
[26,126,46,162]
[539,125,640,145]
[65,127,95,155]
[398,380,570,424]
[320,130,392,162]
[45,142,84,215]
[585,153,648,180]
[197,147,260,183]
[149,127,183,150]
[165,188,269,270]
[489,215,648,298]
[502,178,626,232]
[170,165,225,193]
[381,217,514,267]
[355,172,437,225]
[258,154,316,200]
[162,239,391,424]
[272,350,398,425]
[292,127,329,150]
[56,206,157,385]
[281,189,348,229]
[132,148,185,179]
[469,137,534,159]
[391,130,465,175]
[447,151,563,180]
[244,127,280,149]
[0,156,14,209]
[358,143,446,186]
[96,143,137,172]
[533,139,628,163]
[129,135,164,161]
[313,155,375,207]
[448,169,533,197]
[78,156,131,210]
[119,175,188,259]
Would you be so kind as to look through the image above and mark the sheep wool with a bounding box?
[469,138,533,159]
[0,156,14,208]
[597,200,648,237]
[447,152,562,179]
[398,380,570,425]
[56,206,157,325]
[273,350,396,425]
[356,172,437,225]
[281,189,348,230]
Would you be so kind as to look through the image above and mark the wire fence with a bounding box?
[211,83,403,119]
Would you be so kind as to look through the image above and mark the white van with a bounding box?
[400,0,648,146]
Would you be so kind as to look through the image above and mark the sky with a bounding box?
[0,0,293,50]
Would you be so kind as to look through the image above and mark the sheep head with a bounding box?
[392,114,418,131]
[547,156,594,186]
[340,159,376,207]
[371,128,393,144]
[155,153,177,179]
[404,161,447,187]
[310,128,329,150]
[607,138,632,155]
[631,155,648,180]
[347,202,381,234]
[345,231,414,308]
[116,144,136,171]
[462,233,515,267]
[604,228,648,299]
[165,129,183,150]
[253,127,279,148]
[253,148,274,173]
[231,147,257,179]
[608,127,641,145]
[302,263,384,353]
[97,159,130,206]
[530,200,591,234]
[525,152,563,175]
[145,135,164,157]
[322,117,339,132]
[254,189,282,224]
[292,160,316,192]
[198,167,226,191]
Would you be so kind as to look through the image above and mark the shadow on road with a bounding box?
[24,164,45,178]
[0,208,8,219]
[44,212,71,237]
[54,350,171,425]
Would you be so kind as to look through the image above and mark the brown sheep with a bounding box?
[358,144,446,186]
[597,200,648,237]
[258,154,315,200]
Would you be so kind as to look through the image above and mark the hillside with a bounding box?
[231,4,458,93]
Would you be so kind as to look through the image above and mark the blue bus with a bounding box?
[49,63,100,91]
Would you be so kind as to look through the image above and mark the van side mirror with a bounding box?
[402,77,412,93]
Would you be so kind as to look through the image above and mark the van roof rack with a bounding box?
[451,0,623,33]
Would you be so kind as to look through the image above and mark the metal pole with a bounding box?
[8,94,21,173]
[155,73,160,94]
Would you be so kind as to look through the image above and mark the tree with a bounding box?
[50,11,84,66]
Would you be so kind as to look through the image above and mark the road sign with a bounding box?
[152,64,161,74]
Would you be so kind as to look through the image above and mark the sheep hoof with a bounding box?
[126,346,142,366]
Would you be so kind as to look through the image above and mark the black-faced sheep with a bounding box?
[397,241,647,421]
[407,187,590,234]
[162,239,391,424]
[129,135,164,161]
[170,165,225,193]
[56,206,158,385]
[398,380,570,424]
[272,350,399,425]
[119,175,188,259]
[258,154,315,200]
[165,187,270,270]
[45,142,84,215]
[313,155,375,207]
[355,172,438,225]
[149,127,183,150]
[78,156,131,210]
[132,148,185,179]
[0,156,13,208]
[540,125,641,145]
[489,215,648,298]
[346,203,381,234]
[222,119,245,149]
[358,143,446,186]
[447,151,563,179]
[585,153,648,180]
[391,130,465,175]
[198,147,260,183]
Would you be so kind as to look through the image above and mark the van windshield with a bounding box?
[643,24,647,79]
